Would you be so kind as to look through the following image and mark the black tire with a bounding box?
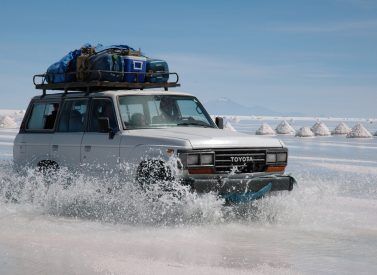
[36,161,75,190]
[136,160,173,189]
[37,160,59,175]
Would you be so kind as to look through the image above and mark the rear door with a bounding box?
[80,98,121,173]
[22,100,61,167]
[50,99,88,169]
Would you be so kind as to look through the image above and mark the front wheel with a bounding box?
[136,160,173,188]
[136,160,189,202]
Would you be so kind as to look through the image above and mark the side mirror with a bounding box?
[98,117,115,139]
[215,116,224,129]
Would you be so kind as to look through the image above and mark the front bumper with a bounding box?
[182,173,296,195]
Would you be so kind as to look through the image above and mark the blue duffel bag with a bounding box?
[46,48,82,83]
[145,59,169,83]
[87,52,124,82]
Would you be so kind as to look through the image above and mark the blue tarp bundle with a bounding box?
[46,48,82,83]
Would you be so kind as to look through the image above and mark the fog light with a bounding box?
[201,154,214,165]
[266,153,277,163]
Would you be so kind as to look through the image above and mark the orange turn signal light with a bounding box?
[188,167,215,174]
[266,165,286,173]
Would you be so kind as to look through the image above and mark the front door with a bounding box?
[50,99,88,169]
[80,98,121,174]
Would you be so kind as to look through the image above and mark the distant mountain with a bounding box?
[204,97,304,116]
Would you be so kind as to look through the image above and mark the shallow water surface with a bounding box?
[0,126,376,274]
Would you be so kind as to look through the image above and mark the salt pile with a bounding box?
[332,122,351,135]
[224,121,237,132]
[346,123,372,138]
[332,121,351,135]
[311,121,331,136]
[275,120,295,135]
[295,127,314,137]
[255,123,275,135]
[0,115,17,128]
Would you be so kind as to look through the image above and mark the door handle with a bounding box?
[84,145,92,152]
[52,145,58,151]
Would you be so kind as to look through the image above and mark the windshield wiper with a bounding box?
[177,122,211,128]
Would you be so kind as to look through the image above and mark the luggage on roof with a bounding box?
[45,44,169,84]
[146,59,169,83]
[87,52,124,82]
[95,44,138,55]
[37,43,178,92]
[123,55,147,83]
[46,48,81,83]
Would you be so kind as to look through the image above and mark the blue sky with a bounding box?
[0,0,376,117]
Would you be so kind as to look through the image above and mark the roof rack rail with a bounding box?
[33,70,180,93]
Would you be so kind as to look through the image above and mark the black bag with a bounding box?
[87,52,124,82]
[145,59,169,83]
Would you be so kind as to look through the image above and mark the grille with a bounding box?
[214,148,266,174]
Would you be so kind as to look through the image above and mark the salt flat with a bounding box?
[0,116,376,274]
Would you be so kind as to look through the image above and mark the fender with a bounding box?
[119,144,187,179]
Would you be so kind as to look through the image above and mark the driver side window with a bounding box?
[88,99,117,132]
[176,99,207,123]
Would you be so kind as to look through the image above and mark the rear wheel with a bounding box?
[37,160,59,175]
[36,160,62,188]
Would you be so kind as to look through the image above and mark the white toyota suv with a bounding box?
[13,88,295,203]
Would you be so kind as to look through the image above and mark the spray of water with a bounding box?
[0,160,226,225]
[1,160,376,230]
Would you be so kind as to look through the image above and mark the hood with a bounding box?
[125,127,283,149]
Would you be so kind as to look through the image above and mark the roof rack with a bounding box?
[33,71,180,94]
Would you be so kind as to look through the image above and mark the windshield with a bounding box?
[118,95,216,129]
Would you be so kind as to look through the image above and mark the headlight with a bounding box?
[277,152,287,162]
[201,154,214,165]
[266,153,277,163]
[187,154,200,166]
[184,152,214,166]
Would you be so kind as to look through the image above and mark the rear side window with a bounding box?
[58,100,88,132]
[27,102,60,130]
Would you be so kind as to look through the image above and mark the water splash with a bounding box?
[0,161,225,225]
[1,160,376,231]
